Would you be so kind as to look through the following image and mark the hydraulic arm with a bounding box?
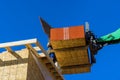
[86,28,120,55]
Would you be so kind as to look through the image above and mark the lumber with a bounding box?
[0,38,37,48]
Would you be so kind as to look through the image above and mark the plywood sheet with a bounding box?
[61,64,91,74]
[50,38,86,49]
[54,47,90,67]
[0,49,29,80]
[50,26,86,49]
[50,26,85,40]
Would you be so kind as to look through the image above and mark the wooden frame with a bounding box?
[0,38,64,80]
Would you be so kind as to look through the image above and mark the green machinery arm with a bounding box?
[97,28,120,45]
[86,28,120,64]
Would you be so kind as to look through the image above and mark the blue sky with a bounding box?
[0,0,120,80]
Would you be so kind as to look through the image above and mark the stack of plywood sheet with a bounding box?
[54,47,89,67]
[50,25,91,74]
[54,47,91,74]
[50,26,86,49]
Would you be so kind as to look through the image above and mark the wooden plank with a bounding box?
[33,46,41,51]
[26,43,64,80]
[27,46,56,80]
[39,53,46,57]
[41,57,51,64]
[36,41,64,80]
[46,63,53,68]
[26,44,61,80]
[36,41,47,55]
[61,64,91,74]
[5,47,13,52]
[54,47,90,67]
[25,44,40,58]
[56,76,63,80]
[0,38,37,48]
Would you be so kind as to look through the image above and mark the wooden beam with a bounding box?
[36,41,64,80]
[0,38,37,48]
[31,51,54,80]
[25,44,40,58]
[5,47,13,52]
[36,41,47,55]
[33,46,41,51]
[41,57,51,64]
[26,42,64,80]
[26,44,56,80]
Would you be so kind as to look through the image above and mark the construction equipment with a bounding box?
[97,28,120,45]
[0,17,120,80]
[40,17,120,74]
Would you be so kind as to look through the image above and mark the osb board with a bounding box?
[61,64,91,74]
[54,47,90,67]
[50,38,86,49]
[0,48,64,80]
[27,51,45,80]
[50,25,85,40]
[0,49,29,80]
